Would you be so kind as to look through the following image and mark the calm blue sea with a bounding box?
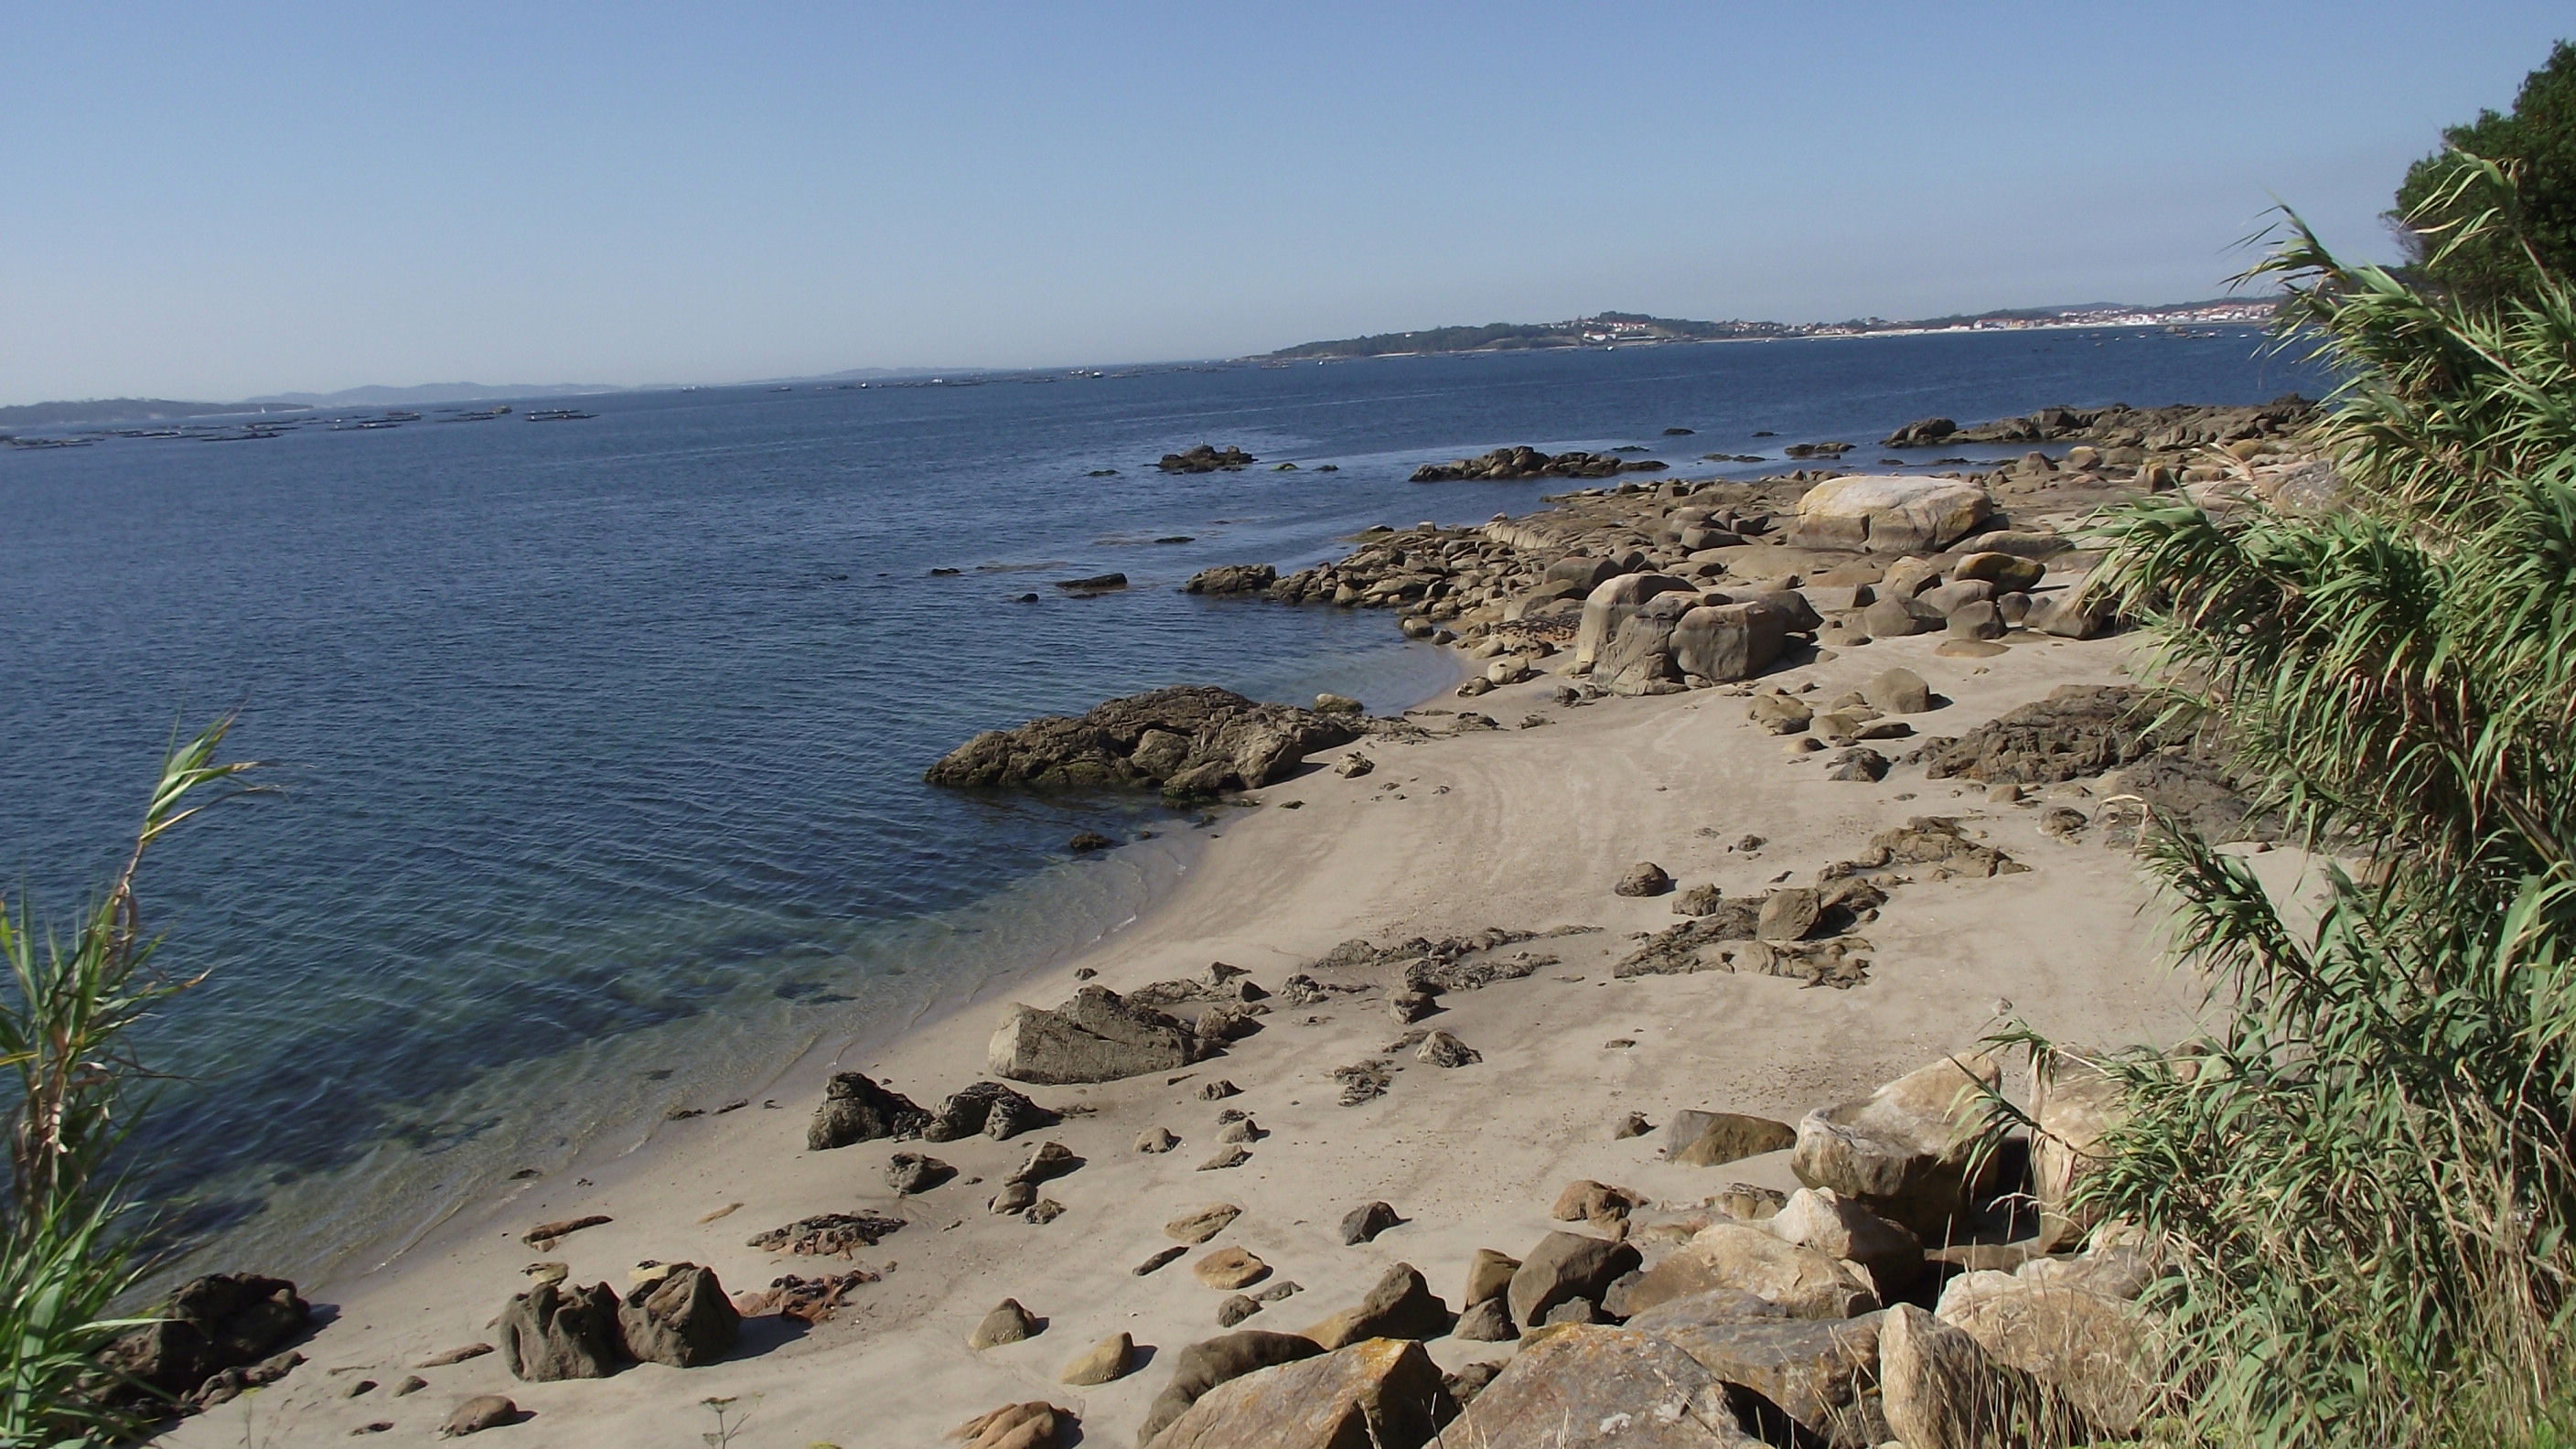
[0,327,2324,1281]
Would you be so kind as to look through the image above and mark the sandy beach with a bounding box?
[158,590,2216,1447]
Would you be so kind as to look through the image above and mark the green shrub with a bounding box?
[0,720,263,1445]
[2012,163,2576,1448]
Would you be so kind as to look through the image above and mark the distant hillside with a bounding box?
[1267,312,1797,360]
[1265,300,2276,360]
[0,397,309,428]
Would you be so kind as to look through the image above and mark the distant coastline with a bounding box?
[1260,299,2279,360]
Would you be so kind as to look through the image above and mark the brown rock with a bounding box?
[969,1299,1042,1349]
[1621,1222,1876,1319]
[1507,1231,1641,1329]
[1462,1250,1519,1307]
[1430,1326,1761,1447]
[1878,1304,2091,1449]
[439,1396,520,1437]
[1195,1247,1271,1291]
[1303,1263,1452,1348]
[1166,1203,1242,1243]
[1626,1292,1883,1445]
[1149,1337,1454,1449]
[1667,1111,1797,1167]
[1789,1052,2002,1238]
[1059,1331,1134,1386]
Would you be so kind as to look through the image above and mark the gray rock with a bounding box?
[1215,1294,1262,1326]
[1672,884,1723,916]
[495,1281,620,1381]
[987,985,1202,1085]
[968,1299,1040,1349]
[1864,668,1932,714]
[806,1072,931,1151]
[1756,888,1821,942]
[1616,862,1674,896]
[923,1080,1060,1142]
[1946,600,2006,640]
[1671,601,1791,683]
[616,1264,738,1368]
[1824,747,1889,782]
[1508,1231,1641,1329]
[1417,1030,1480,1068]
[1341,1201,1401,1245]
[1454,1297,1518,1342]
[887,1152,954,1195]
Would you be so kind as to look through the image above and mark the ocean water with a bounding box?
[0,327,2324,1283]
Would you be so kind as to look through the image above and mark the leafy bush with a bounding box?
[2021,164,2576,1448]
[0,721,262,1444]
[2392,39,2576,308]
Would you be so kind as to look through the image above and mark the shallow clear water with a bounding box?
[0,327,2324,1280]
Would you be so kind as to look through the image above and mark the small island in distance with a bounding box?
[1262,298,2278,360]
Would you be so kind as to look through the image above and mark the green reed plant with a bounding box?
[2000,159,2576,1448]
[0,719,263,1445]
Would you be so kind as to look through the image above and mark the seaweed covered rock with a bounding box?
[807,1071,931,1150]
[96,1272,311,1408]
[1916,685,2181,783]
[1410,446,1668,483]
[927,686,1358,797]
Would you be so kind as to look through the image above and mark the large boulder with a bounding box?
[1670,602,1790,683]
[97,1272,311,1404]
[495,1281,621,1381]
[1936,1277,2163,1435]
[807,1071,931,1150]
[1626,1292,1885,1447]
[1788,476,1995,554]
[990,985,1203,1085]
[1791,1054,2001,1240]
[1507,1232,1640,1329]
[1136,1331,1327,1446]
[1768,1188,1923,1296]
[1430,1326,1762,1447]
[1146,1337,1454,1449]
[1877,1304,2091,1449]
[1594,592,1702,691]
[1622,1222,1876,1319]
[2030,1052,2126,1251]
[616,1264,737,1368]
[1574,574,1697,667]
[927,686,1358,796]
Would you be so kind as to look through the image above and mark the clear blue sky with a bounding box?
[4,3,2566,402]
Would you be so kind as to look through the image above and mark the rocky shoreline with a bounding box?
[148,402,2306,1448]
